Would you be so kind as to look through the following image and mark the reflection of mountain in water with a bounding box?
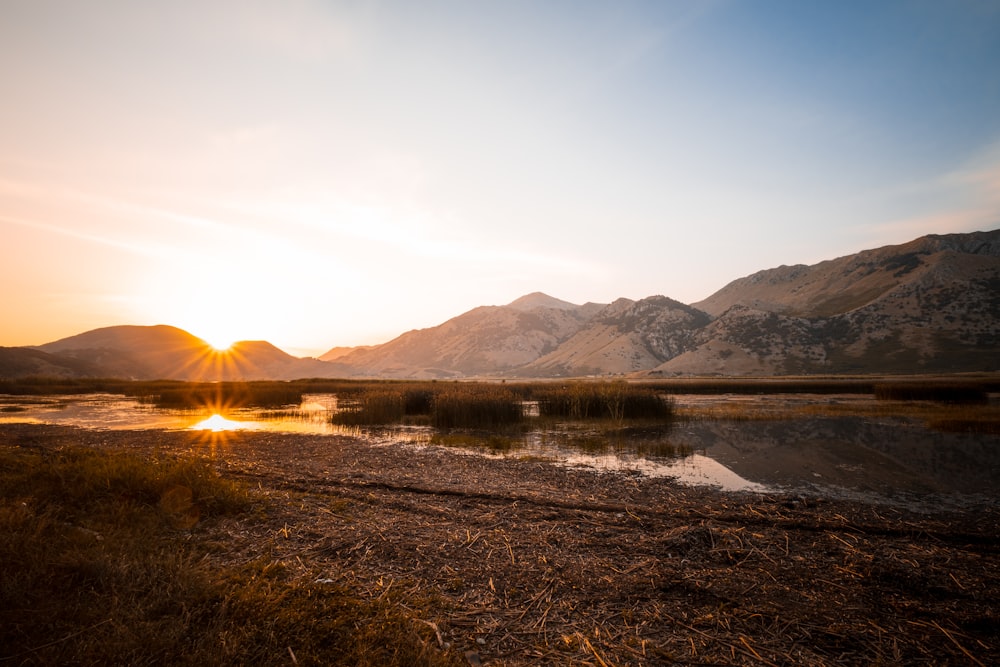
[672,417,1000,498]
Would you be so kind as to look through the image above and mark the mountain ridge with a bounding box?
[3,229,997,380]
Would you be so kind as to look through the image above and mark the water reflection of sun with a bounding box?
[190,413,249,456]
[193,414,243,432]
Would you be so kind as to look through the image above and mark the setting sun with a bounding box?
[208,339,234,352]
[197,327,238,352]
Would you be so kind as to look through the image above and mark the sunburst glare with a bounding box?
[192,413,243,432]
[207,339,234,352]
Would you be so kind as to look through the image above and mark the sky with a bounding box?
[2,0,999,356]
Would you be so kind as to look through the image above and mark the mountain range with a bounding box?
[3,229,998,380]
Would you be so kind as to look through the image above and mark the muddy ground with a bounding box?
[4,423,998,666]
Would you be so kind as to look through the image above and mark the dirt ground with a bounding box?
[5,423,999,666]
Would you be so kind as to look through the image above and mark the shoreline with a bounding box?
[3,423,998,665]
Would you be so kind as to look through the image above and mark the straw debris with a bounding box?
[2,423,998,666]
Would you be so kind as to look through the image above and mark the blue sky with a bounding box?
[1,0,998,355]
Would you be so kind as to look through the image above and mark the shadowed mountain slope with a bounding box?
[33,326,346,381]
[36,325,212,379]
[652,230,1000,375]
[0,346,109,379]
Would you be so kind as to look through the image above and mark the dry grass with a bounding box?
[3,424,999,666]
[676,393,1000,433]
[533,382,674,421]
[0,442,462,667]
[332,388,407,425]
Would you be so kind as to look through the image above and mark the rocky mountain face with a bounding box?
[3,230,997,380]
[329,293,596,378]
[663,231,1000,375]
[518,296,711,376]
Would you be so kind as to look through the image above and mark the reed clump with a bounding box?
[402,387,435,416]
[331,383,526,429]
[535,382,674,421]
[332,389,407,426]
[130,381,304,409]
[430,385,524,429]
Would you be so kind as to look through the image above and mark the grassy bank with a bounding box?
[0,443,460,666]
[4,424,997,666]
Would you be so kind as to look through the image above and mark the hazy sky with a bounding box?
[2,1,999,355]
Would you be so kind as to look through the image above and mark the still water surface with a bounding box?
[2,392,997,508]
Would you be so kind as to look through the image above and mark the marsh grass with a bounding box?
[332,389,406,426]
[674,402,787,422]
[131,381,304,410]
[534,382,674,421]
[331,384,525,429]
[430,386,524,429]
[0,444,461,666]
[678,393,1000,434]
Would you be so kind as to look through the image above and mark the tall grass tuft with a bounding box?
[332,389,406,425]
[430,385,524,429]
[402,387,435,416]
[535,382,674,421]
[135,381,304,409]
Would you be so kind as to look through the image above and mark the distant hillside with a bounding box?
[663,230,1000,375]
[518,296,711,376]
[328,229,1000,378]
[0,346,108,379]
[692,231,1000,318]
[319,345,375,362]
[36,325,211,379]
[31,325,347,381]
[506,292,581,311]
[7,229,998,380]
[330,295,599,378]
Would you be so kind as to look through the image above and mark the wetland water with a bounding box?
[2,392,997,508]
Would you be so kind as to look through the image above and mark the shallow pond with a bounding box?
[2,392,997,508]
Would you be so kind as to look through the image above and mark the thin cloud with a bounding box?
[0,214,171,259]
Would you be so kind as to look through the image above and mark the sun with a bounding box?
[198,330,236,352]
[207,338,235,352]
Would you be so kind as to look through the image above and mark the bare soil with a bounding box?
[4,423,999,666]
